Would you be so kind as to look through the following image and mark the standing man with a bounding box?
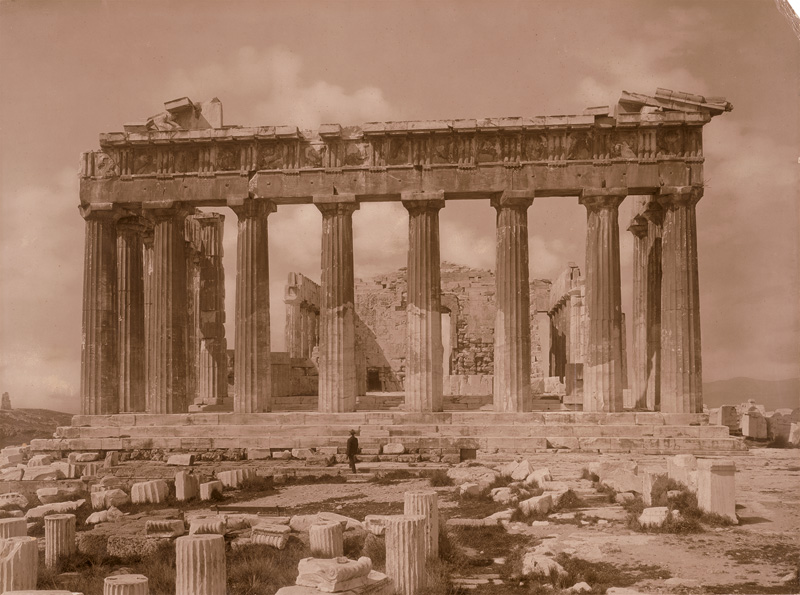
[347,429,359,473]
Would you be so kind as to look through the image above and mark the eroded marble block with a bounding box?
[131,480,169,504]
[175,534,226,595]
[0,535,38,592]
[696,459,736,523]
[296,556,373,593]
[309,521,343,558]
[45,513,76,569]
[251,523,290,549]
[103,573,149,595]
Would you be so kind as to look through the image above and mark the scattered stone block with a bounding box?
[25,499,86,521]
[519,494,552,516]
[304,454,335,467]
[272,450,293,460]
[590,461,638,481]
[51,461,81,479]
[638,507,669,528]
[490,487,518,505]
[27,454,54,467]
[200,481,223,501]
[571,581,592,592]
[81,461,104,478]
[486,509,514,522]
[247,448,272,460]
[291,448,315,460]
[511,460,533,481]
[601,470,641,494]
[176,471,200,502]
[525,468,552,487]
[697,459,736,523]
[70,452,100,463]
[290,512,361,533]
[0,535,38,591]
[522,553,567,578]
[667,454,697,491]
[37,486,83,505]
[539,480,570,492]
[296,556,374,592]
[615,492,637,505]
[364,515,393,536]
[446,517,498,528]
[710,405,739,430]
[789,423,800,447]
[130,480,169,505]
[175,534,227,595]
[0,517,27,538]
[91,491,107,511]
[107,534,167,559]
[167,454,195,466]
[189,517,227,535]
[104,451,120,468]
[216,468,255,489]
[459,482,481,497]
[404,489,438,559]
[22,465,65,481]
[382,443,405,455]
[641,471,656,506]
[0,493,29,511]
[0,468,24,481]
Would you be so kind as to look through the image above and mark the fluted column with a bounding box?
[45,513,76,569]
[142,229,155,412]
[104,574,149,595]
[192,213,228,407]
[643,203,663,411]
[145,205,189,414]
[309,521,344,558]
[385,515,426,595]
[579,189,626,412]
[0,518,26,538]
[314,194,358,413]
[491,191,533,412]
[659,186,703,413]
[628,211,649,410]
[231,199,275,413]
[80,205,118,415]
[404,490,439,559]
[175,534,226,595]
[116,218,147,412]
[0,536,38,592]
[402,191,445,412]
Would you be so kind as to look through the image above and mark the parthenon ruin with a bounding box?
[64,89,742,455]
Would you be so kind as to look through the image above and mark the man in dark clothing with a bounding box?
[346,430,359,473]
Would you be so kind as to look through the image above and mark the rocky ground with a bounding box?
[1,445,798,594]
[0,408,72,449]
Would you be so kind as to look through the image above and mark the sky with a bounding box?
[0,0,798,413]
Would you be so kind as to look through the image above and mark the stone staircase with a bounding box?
[30,412,747,456]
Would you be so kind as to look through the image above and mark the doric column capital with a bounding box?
[490,189,534,210]
[658,185,703,208]
[579,187,627,211]
[627,215,648,238]
[641,198,664,225]
[401,190,445,212]
[142,200,194,222]
[79,202,118,222]
[313,193,359,216]
[115,216,149,235]
[228,198,276,219]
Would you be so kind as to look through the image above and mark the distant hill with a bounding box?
[0,408,73,449]
[703,377,800,411]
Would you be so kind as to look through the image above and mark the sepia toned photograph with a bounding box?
[0,1,798,593]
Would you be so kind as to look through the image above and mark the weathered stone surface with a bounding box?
[296,556,373,592]
[742,411,768,439]
[638,506,669,528]
[131,480,169,504]
[309,522,344,558]
[216,468,255,489]
[667,454,697,490]
[290,512,361,533]
[27,454,54,467]
[200,481,223,501]
[0,493,29,511]
[404,490,438,559]
[386,514,426,595]
[459,483,481,497]
[25,499,86,521]
[45,514,76,569]
[251,523,290,549]
[146,519,186,537]
[104,451,120,469]
[697,459,736,523]
[364,515,393,536]
[104,573,149,595]
[789,423,800,447]
[189,517,227,535]
[601,470,641,494]
[510,460,533,481]
[0,535,38,592]
[519,494,552,516]
[22,465,65,481]
[525,468,552,487]
[490,487,518,505]
[0,518,27,539]
[176,534,226,595]
[167,454,195,466]
[382,443,405,455]
[176,471,200,502]
[522,553,567,578]
[70,452,100,463]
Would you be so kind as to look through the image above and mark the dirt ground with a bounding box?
[226,448,800,594]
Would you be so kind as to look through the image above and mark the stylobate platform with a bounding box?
[30,412,747,455]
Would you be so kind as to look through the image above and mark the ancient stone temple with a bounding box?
[54,89,743,456]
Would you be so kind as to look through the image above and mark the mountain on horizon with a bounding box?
[0,408,73,449]
[703,377,800,411]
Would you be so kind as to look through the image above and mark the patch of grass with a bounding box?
[555,489,584,510]
[343,529,367,559]
[361,533,386,571]
[239,474,275,493]
[555,553,671,591]
[725,542,800,567]
[288,473,348,485]
[418,557,469,595]
[425,469,454,487]
[593,481,617,503]
[228,540,309,595]
[766,435,794,449]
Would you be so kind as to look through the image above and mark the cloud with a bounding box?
[163,46,395,128]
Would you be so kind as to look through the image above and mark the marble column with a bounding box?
[628,212,649,410]
[0,536,38,592]
[658,186,703,413]
[116,218,146,413]
[175,534,226,595]
[579,189,626,412]
[142,229,155,412]
[402,191,445,413]
[404,489,439,559]
[192,213,228,407]
[104,574,150,595]
[309,521,344,558]
[385,515,426,595]
[80,206,119,416]
[45,513,76,569]
[231,199,275,413]
[491,191,534,412]
[146,205,190,414]
[643,202,663,411]
[314,194,358,413]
